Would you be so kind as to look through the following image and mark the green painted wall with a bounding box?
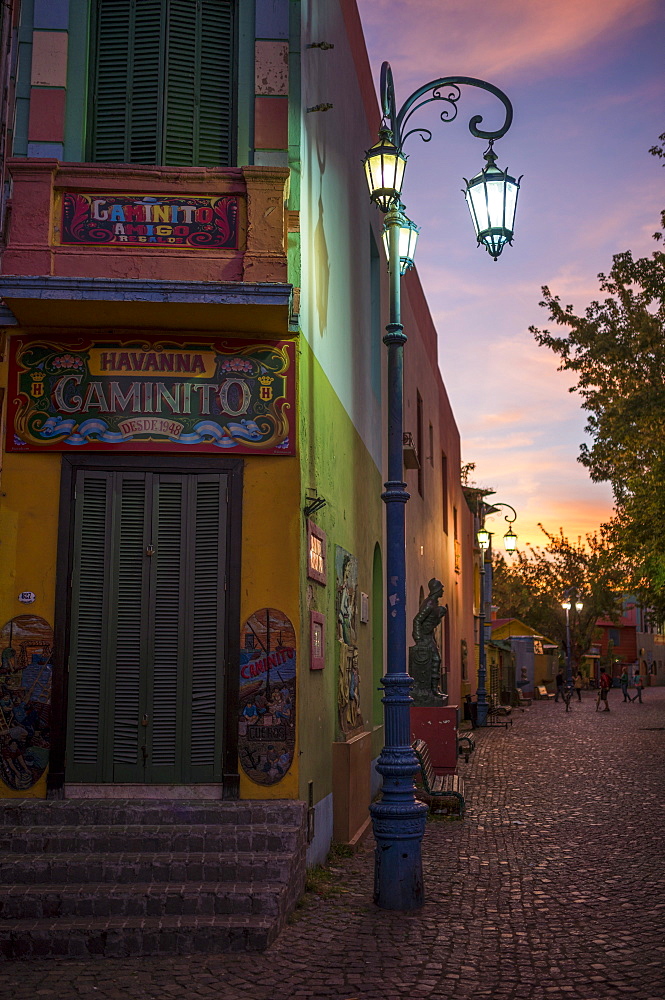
[295,337,383,805]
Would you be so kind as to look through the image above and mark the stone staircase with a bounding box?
[0,798,307,960]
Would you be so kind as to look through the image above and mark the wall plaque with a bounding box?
[60,193,238,248]
[8,335,294,455]
[306,520,327,585]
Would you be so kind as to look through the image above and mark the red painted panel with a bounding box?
[410,706,460,773]
[28,88,66,142]
[254,96,288,149]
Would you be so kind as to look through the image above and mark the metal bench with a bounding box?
[457,733,475,762]
[516,689,531,709]
[412,738,466,817]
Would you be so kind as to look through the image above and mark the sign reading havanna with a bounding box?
[8,336,294,455]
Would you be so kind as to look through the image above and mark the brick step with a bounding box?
[0,800,306,828]
[0,881,287,920]
[0,824,302,855]
[0,850,295,886]
[0,913,278,960]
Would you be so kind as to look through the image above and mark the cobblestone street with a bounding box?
[3,689,664,1000]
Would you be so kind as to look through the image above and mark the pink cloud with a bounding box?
[359,0,661,82]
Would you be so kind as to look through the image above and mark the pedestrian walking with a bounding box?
[574,670,583,702]
[554,670,564,702]
[620,667,630,702]
[631,671,644,703]
[597,666,612,712]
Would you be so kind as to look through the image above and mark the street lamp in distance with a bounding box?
[475,501,518,727]
[561,592,583,686]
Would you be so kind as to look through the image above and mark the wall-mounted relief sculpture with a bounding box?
[336,546,363,734]
[238,609,296,785]
[0,615,53,791]
[409,579,448,706]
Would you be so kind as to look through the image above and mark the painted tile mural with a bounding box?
[0,616,52,791]
[238,609,296,785]
[336,546,363,734]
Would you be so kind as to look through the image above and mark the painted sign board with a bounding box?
[8,335,295,455]
[238,609,296,786]
[60,193,238,248]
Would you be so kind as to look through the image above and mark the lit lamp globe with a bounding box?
[503,527,517,553]
[382,211,420,274]
[575,601,583,612]
[463,146,521,260]
[364,128,407,212]
[561,600,572,611]
[477,528,490,550]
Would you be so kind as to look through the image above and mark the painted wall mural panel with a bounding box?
[336,546,363,734]
[60,193,239,248]
[8,335,294,455]
[0,615,52,792]
[238,609,296,785]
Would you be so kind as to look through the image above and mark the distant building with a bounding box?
[489,619,559,697]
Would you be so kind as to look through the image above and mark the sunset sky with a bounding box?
[356,0,664,550]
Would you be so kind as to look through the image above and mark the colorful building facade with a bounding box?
[0,0,475,864]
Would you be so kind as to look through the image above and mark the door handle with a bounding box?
[141,745,148,765]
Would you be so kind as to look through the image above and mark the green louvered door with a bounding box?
[66,470,227,784]
[90,0,235,166]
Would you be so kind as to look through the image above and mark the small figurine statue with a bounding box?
[409,578,447,706]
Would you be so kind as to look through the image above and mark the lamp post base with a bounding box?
[370,799,428,910]
[475,701,489,727]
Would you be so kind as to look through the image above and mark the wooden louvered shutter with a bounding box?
[148,476,185,773]
[128,0,166,164]
[90,0,234,166]
[188,475,227,773]
[67,472,112,779]
[164,0,234,166]
[198,0,235,166]
[91,0,165,165]
[111,475,149,777]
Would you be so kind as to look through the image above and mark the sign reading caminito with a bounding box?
[60,193,238,247]
[8,336,294,455]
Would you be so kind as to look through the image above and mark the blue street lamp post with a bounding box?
[364,63,520,910]
[476,502,517,726]
[561,591,584,686]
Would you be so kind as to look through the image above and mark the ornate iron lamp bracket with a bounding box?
[380,61,513,150]
[486,501,517,527]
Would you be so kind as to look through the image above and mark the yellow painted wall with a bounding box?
[0,385,61,796]
[238,453,301,800]
[0,451,60,626]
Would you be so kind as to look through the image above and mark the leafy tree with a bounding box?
[530,135,665,618]
[492,526,622,671]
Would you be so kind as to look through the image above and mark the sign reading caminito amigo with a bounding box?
[8,336,294,454]
[60,193,238,247]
